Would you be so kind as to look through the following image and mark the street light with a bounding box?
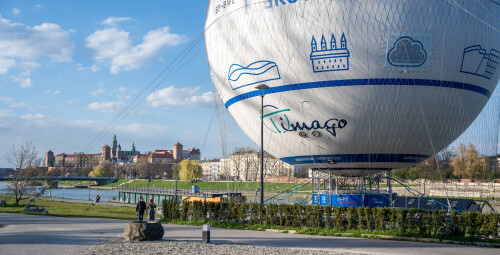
[255,84,269,204]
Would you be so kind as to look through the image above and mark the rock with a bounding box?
[124,221,164,241]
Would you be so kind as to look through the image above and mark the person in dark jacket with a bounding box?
[147,198,157,221]
[136,196,146,221]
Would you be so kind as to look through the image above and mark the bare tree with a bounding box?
[6,142,42,170]
[4,142,42,204]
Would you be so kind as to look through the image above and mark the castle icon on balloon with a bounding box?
[310,33,350,73]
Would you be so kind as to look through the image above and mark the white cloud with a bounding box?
[34,4,43,9]
[0,109,10,118]
[14,77,33,88]
[9,102,25,108]
[0,58,15,74]
[0,97,25,108]
[114,87,130,100]
[21,113,47,120]
[91,88,106,96]
[12,8,21,15]
[91,64,100,72]
[146,86,213,108]
[0,17,75,62]
[101,17,131,26]
[19,61,41,76]
[85,23,187,74]
[85,28,130,61]
[43,90,60,95]
[64,99,76,105]
[0,16,75,86]
[88,101,125,113]
[116,123,168,137]
[76,63,100,72]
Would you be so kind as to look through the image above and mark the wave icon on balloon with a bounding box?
[228,60,281,90]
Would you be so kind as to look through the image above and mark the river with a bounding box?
[0,182,119,202]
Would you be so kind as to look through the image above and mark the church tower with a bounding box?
[321,35,327,51]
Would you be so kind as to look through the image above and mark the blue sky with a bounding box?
[0,1,224,166]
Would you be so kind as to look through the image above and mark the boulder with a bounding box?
[124,221,164,241]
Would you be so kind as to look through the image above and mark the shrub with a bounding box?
[334,207,345,230]
[161,201,500,241]
[388,209,397,231]
[324,206,333,228]
[347,207,356,230]
[396,209,407,235]
[363,207,372,230]
[407,208,417,234]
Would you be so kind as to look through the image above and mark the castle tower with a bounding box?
[321,35,327,51]
[62,153,67,167]
[131,141,136,153]
[173,142,183,160]
[331,34,337,49]
[102,145,111,161]
[112,134,117,149]
[341,33,346,49]
[311,36,317,52]
[45,150,55,167]
[116,144,121,159]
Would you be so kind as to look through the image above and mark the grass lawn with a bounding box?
[0,195,137,220]
[103,179,311,194]
[58,180,91,186]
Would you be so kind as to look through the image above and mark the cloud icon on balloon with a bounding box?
[387,36,427,67]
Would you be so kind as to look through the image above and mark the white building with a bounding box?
[219,151,297,181]
[201,161,211,179]
[209,160,221,180]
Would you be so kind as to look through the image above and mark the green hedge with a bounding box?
[163,200,500,240]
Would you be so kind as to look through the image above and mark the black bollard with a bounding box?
[202,224,210,243]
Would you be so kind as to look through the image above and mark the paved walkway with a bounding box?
[39,197,135,207]
[0,213,498,255]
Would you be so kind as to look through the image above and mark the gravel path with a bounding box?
[79,239,360,255]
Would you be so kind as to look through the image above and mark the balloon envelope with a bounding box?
[205,0,500,175]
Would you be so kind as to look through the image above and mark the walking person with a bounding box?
[147,198,157,221]
[136,196,146,221]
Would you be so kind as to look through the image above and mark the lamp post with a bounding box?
[255,84,269,204]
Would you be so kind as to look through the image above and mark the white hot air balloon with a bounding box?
[204,0,500,178]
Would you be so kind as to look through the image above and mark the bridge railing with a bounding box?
[111,185,241,197]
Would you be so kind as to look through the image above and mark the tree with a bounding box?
[88,166,109,177]
[4,142,42,204]
[178,159,202,181]
[5,142,42,170]
[451,143,487,181]
[231,147,256,181]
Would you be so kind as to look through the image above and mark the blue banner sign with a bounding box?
[312,193,319,205]
[312,194,388,208]
[319,194,329,206]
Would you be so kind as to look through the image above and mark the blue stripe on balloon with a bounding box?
[224,78,491,108]
[280,153,431,166]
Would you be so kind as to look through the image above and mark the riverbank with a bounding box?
[0,195,137,220]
